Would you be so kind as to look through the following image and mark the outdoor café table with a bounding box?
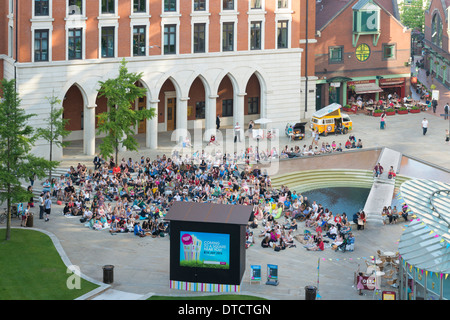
[383,251,395,257]
[366,107,374,116]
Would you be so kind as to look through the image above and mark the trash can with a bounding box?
[102,265,114,284]
[305,285,317,300]
[26,214,33,227]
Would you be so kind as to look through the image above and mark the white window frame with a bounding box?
[220,20,236,53]
[161,22,180,55]
[131,23,150,57]
[31,26,53,63]
[162,0,180,14]
[275,16,291,49]
[32,0,52,18]
[249,0,264,11]
[99,0,118,16]
[98,24,118,59]
[191,21,209,54]
[248,20,264,51]
[192,0,209,12]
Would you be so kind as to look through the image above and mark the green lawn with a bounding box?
[0,228,99,300]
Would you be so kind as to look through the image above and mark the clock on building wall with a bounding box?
[355,43,370,62]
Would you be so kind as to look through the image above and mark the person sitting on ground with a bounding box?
[307,235,325,251]
[388,166,396,179]
[345,139,352,149]
[356,139,363,148]
[373,163,384,177]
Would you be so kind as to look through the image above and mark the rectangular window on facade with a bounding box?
[164,24,177,54]
[101,0,115,14]
[222,22,234,51]
[222,99,233,117]
[277,20,288,49]
[193,23,206,53]
[68,28,82,60]
[329,46,343,63]
[133,26,146,56]
[250,21,262,50]
[251,0,261,9]
[194,0,206,11]
[68,0,82,15]
[35,0,49,16]
[223,0,234,10]
[133,0,146,13]
[248,97,259,114]
[278,0,288,8]
[195,101,205,119]
[164,0,177,12]
[101,27,115,58]
[34,29,49,62]
[383,44,396,60]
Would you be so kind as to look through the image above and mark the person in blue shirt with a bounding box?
[134,222,145,237]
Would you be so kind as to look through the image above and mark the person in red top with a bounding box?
[112,165,121,175]
[307,235,324,251]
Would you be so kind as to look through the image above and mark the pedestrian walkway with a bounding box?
[364,148,402,225]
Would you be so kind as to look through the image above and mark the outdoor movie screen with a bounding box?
[180,231,230,270]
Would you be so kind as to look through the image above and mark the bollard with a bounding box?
[102,265,114,284]
[305,285,317,300]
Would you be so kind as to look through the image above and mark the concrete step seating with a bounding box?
[271,169,375,193]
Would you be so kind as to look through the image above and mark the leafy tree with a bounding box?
[36,93,71,180]
[399,0,428,33]
[96,59,155,164]
[0,79,58,241]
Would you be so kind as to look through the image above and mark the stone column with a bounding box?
[83,104,96,156]
[234,92,246,140]
[176,97,189,143]
[205,95,218,141]
[146,100,159,149]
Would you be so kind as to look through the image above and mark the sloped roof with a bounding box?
[316,0,400,32]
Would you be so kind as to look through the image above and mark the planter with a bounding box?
[386,111,396,116]
[409,109,421,113]
[397,110,408,114]
[342,107,352,112]
[373,112,382,117]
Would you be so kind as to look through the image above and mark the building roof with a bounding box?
[398,179,450,274]
[164,201,253,225]
[316,0,400,31]
[312,103,342,118]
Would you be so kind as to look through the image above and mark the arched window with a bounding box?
[431,12,443,48]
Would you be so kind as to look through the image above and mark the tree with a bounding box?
[0,79,58,241]
[96,59,155,164]
[399,0,428,33]
[36,93,71,180]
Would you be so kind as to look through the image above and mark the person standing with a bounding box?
[432,99,438,114]
[445,129,449,144]
[39,192,45,219]
[234,122,241,143]
[380,112,386,129]
[44,195,52,222]
[422,117,428,136]
[216,115,221,130]
[444,103,449,120]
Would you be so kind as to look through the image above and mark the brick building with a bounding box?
[423,0,450,88]
[314,0,411,109]
[0,0,316,160]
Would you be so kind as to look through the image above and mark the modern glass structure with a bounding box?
[398,179,450,300]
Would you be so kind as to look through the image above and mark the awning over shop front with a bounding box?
[354,82,384,94]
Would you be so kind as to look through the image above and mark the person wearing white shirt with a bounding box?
[422,118,428,135]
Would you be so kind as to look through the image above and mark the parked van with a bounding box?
[310,103,353,135]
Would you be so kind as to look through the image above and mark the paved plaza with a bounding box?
[3,61,450,300]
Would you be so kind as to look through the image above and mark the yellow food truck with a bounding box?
[310,103,353,135]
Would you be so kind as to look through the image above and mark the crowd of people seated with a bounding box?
[45,147,363,252]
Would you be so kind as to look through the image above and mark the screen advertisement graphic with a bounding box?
[180,231,230,269]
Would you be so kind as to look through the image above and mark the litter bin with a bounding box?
[26,214,33,227]
[103,265,114,284]
[305,285,317,300]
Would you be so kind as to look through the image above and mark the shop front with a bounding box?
[378,77,406,100]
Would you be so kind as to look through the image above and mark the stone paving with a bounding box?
[3,59,450,300]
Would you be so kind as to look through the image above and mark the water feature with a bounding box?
[299,187,371,217]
